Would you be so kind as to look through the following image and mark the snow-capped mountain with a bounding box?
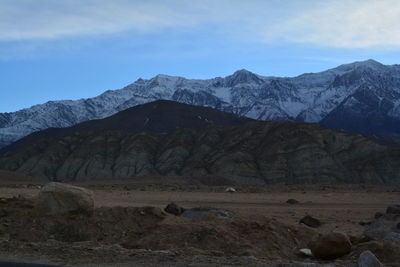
[1,59,400,148]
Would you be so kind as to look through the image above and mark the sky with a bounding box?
[1,0,400,112]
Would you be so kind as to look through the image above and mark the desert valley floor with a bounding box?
[0,173,398,266]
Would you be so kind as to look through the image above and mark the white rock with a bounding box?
[299,248,313,257]
[225,187,236,193]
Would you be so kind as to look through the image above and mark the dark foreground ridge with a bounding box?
[1,120,399,184]
[0,100,253,155]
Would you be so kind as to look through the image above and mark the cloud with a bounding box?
[265,0,400,48]
[0,0,399,49]
[0,0,194,40]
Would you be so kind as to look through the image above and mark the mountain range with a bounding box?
[1,59,400,149]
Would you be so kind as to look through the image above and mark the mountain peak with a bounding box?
[233,69,253,74]
[226,69,263,86]
[335,59,386,72]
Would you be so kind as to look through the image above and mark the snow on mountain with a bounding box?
[1,59,400,148]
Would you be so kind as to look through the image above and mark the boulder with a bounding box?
[357,250,383,267]
[286,199,299,204]
[309,232,352,260]
[164,202,185,216]
[300,215,321,228]
[36,182,94,216]
[386,205,400,214]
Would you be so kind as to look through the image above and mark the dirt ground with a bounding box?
[2,183,398,237]
[0,173,398,266]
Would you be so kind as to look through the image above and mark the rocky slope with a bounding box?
[0,100,253,154]
[2,59,400,148]
[1,121,399,184]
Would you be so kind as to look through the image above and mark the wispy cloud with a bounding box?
[265,0,400,48]
[0,0,194,40]
[0,0,399,49]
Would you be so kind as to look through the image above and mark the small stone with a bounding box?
[386,205,400,214]
[300,215,321,228]
[225,187,236,193]
[164,202,185,216]
[357,250,383,267]
[286,199,299,204]
[299,248,313,257]
[359,220,372,226]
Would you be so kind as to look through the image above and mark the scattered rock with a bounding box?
[351,240,400,264]
[374,212,383,219]
[309,232,352,260]
[164,202,186,216]
[299,248,313,257]
[386,205,400,214]
[286,199,299,204]
[357,250,383,267]
[364,215,400,240]
[181,207,235,219]
[225,187,236,193]
[35,182,94,216]
[300,215,321,228]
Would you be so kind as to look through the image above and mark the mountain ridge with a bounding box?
[2,59,400,147]
[1,120,399,184]
[0,100,253,154]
